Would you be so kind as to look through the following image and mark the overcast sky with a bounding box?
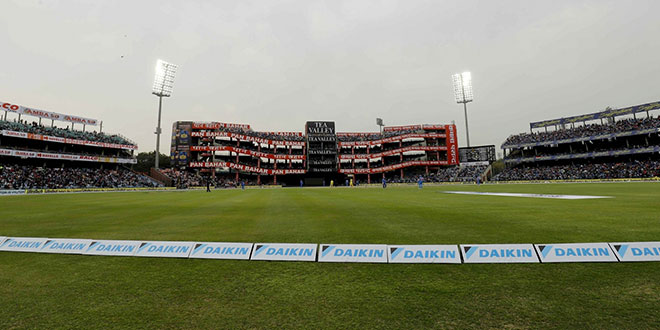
[2,0,660,153]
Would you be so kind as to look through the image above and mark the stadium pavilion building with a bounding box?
[498,101,660,179]
[170,121,460,186]
[1,101,138,169]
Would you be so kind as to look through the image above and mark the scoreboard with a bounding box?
[459,145,495,163]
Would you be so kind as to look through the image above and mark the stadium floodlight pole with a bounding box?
[452,72,474,147]
[376,117,384,134]
[152,59,178,169]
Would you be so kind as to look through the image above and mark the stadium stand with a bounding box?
[493,160,660,181]
[0,164,160,189]
[497,101,660,181]
[171,121,460,186]
[0,101,155,191]
[388,164,488,183]
[0,119,135,146]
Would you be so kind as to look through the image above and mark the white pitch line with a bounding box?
[444,191,612,200]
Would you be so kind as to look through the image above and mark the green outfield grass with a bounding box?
[1,183,659,329]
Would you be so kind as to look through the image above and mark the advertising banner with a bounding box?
[0,148,136,164]
[460,244,539,263]
[0,190,26,195]
[189,161,306,175]
[388,245,461,264]
[269,132,303,137]
[318,244,388,263]
[190,131,305,146]
[446,125,459,165]
[337,133,446,147]
[338,160,449,174]
[306,121,335,135]
[192,122,250,130]
[338,146,447,160]
[1,100,98,125]
[83,240,142,256]
[40,238,92,254]
[250,243,317,262]
[0,237,6,245]
[609,242,660,262]
[189,145,306,160]
[0,237,50,253]
[421,124,446,130]
[383,125,422,132]
[134,241,195,258]
[535,243,617,263]
[189,242,254,260]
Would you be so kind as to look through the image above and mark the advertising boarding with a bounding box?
[250,243,317,262]
[388,245,461,263]
[189,242,254,260]
[535,243,617,263]
[318,244,388,263]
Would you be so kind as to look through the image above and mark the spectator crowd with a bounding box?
[0,119,135,146]
[493,160,660,181]
[0,164,161,190]
[388,165,487,183]
[503,116,660,146]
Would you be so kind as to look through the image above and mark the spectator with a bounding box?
[0,119,136,146]
[493,160,660,181]
[0,164,161,189]
[502,116,660,146]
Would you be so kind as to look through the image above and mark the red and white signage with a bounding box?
[421,124,446,130]
[190,145,305,160]
[1,130,137,150]
[338,146,447,160]
[383,125,422,132]
[0,148,136,164]
[269,132,303,137]
[189,161,305,175]
[337,132,380,137]
[191,131,305,146]
[1,100,98,126]
[339,160,449,174]
[337,133,446,146]
[192,122,251,130]
[446,124,459,165]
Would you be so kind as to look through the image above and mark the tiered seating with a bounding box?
[494,160,660,181]
[0,164,160,189]
[0,120,135,146]
[499,103,660,181]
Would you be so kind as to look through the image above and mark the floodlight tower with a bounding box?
[452,72,474,147]
[376,117,384,134]
[152,59,178,169]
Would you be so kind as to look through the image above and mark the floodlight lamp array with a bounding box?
[152,59,178,97]
[452,72,473,104]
